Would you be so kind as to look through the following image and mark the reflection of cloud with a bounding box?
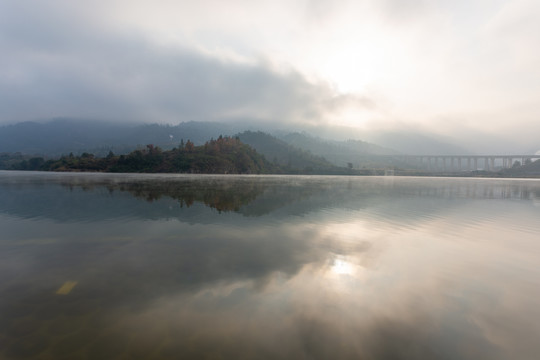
[118,246,538,360]
[0,214,379,358]
[2,174,540,358]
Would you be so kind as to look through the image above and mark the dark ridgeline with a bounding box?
[0,120,398,170]
[9,137,275,174]
[1,135,357,175]
[2,120,539,177]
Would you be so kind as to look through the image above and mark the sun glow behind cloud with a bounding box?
[331,258,355,276]
[1,0,540,150]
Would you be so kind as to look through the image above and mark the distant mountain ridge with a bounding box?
[360,130,470,155]
[237,131,337,172]
[0,119,238,156]
[276,132,397,167]
[2,119,489,170]
[0,120,400,167]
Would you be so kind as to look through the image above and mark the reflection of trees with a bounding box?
[56,177,269,213]
[63,177,540,220]
[2,174,540,224]
[110,180,267,213]
[62,177,328,215]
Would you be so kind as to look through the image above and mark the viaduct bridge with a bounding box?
[378,154,540,171]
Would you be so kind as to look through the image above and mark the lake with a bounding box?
[1,171,540,360]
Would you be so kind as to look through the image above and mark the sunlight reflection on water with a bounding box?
[0,172,540,359]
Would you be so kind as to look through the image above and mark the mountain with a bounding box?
[0,119,239,156]
[1,119,474,166]
[275,132,397,167]
[9,137,278,174]
[359,130,470,155]
[0,119,398,168]
[236,131,341,173]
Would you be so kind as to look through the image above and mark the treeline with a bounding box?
[0,152,31,170]
[7,137,278,174]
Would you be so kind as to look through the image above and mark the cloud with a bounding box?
[1,0,539,153]
[0,1,374,125]
[0,40,370,124]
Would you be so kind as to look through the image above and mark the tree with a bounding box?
[185,140,195,152]
[28,157,45,169]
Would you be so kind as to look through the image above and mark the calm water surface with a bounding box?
[1,171,540,359]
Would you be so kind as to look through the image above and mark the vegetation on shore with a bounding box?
[7,137,274,174]
[1,136,354,175]
[2,133,539,177]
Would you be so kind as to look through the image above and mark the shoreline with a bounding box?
[2,169,540,179]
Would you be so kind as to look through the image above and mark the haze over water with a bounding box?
[1,171,540,359]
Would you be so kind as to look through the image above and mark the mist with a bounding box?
[1,0,539,154]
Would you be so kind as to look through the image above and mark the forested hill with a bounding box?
[277,132,398,167]
[4,136,354,175]
[236,131,338,173]
[9,137,277,174]
[1,119,410,170]
[0,120,400,163]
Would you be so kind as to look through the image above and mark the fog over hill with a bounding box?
[0,119,240,156]
[1,119,538,168]
[0,119,467,155]
[2,2,540,158]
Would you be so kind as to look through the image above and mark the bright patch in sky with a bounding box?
[331,259,355,276]
[1,0,539,152]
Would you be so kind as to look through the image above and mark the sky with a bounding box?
[1,0,539,152]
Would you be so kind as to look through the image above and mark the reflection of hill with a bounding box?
[106,178,266,213]
[1,173,540,225]
[0,174,269,222]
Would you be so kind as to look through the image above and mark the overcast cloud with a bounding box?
[0,0,370,125]
[1,0,539,151]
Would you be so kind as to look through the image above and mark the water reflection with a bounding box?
[0,172,540,359]
[1,172,540,222]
